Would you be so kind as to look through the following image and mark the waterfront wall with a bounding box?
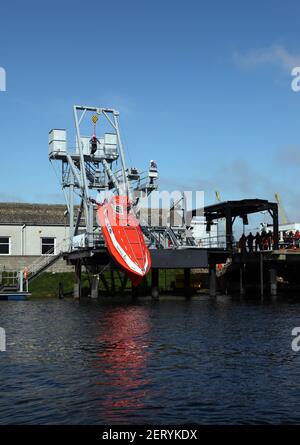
[0,256,74,273]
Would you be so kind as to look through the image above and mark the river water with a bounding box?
[1,296,300,424]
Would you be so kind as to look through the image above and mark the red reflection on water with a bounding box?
[93,307,152,416]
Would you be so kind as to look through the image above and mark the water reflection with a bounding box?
[93,306,152,420]
[2,299,300,424]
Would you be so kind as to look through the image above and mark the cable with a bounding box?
[119,118,134,166]
[49,160,69,205]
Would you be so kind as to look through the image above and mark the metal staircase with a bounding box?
[26,252,64,283]
[141,226,165,249]
[141,224,190,249]
[216,258,233,277]
[26,238,70,283]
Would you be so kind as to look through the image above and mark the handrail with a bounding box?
[0,270,19,286]
[26,237,72,278]
[196,234,236,249]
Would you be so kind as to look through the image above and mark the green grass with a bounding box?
[29,272,88,298]
[28,269,205,298]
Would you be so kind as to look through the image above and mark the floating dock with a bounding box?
[0,292,30,301]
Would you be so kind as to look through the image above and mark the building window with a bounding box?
[0,237,10,255]
[41,237,56,255]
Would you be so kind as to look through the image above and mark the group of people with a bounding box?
[282,230,300,248]
[238,230,274,253]
[238,229,300,253]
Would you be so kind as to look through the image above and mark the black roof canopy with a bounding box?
[203,199,278,220]
[191,198,279,251]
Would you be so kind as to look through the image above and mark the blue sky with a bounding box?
[1,0,300,222]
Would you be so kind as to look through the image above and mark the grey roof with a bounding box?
[0,202,183,227]
[138,208,183,226]
[0,202,68,225]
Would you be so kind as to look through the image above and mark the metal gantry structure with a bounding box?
[49,105,159,250]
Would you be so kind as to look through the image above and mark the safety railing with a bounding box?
[0,269,19,287]
[196,234,237,250]
[132,170,158,195]
[26,237,71,281]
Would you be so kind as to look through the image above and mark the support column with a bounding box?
[19,271,23,293]
[90,274,99,299]
[58,281,64,299]
[209,264,216,297]
[132,283,139,300]
[239,264,245,296]
[269,267,277,299]
[260,253,264,300]
[151,268,159,300]
[110,269,115,296]
[272,206,279,250]
[184,268,191,298]
[74,260,82,299]
[225,207,233,251]
[69,171,74,240]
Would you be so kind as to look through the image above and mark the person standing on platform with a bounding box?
[254,232,261,251]
[288,230,294,248]
[295,230,300,248]
[247,232,254,253]
[239,234,246,253]
[267,230,273,250]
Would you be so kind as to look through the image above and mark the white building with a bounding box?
[0,202,71,271]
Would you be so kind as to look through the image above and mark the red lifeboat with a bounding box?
[96,195,151,286]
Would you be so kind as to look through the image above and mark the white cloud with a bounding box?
[277,145,300,164]
[233,45,300,72]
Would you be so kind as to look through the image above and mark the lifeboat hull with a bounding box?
[97,196,151,286]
